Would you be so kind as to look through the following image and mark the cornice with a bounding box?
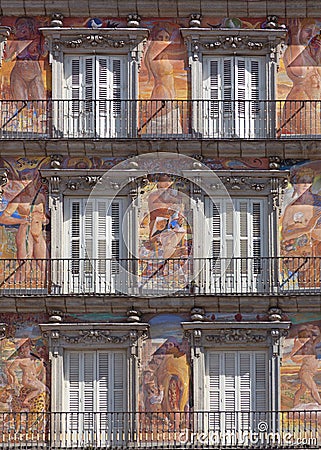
[181,27,286,60]
[40,27,149,54]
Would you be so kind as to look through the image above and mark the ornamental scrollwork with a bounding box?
[52,35,135,51]
[206,329,267,343]
[61,330,131,344]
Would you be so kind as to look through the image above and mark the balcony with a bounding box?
[0,411,319,448]
[0,99,320,140]
[0,257,320,297]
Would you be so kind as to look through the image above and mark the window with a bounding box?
[65,350,126,446]
[203,57,263,138]
[206,197,267,293]
[65,198,122,294]
[181,27,286,139]
[206,351,267,433]
[40,27,149,138]
[40,322,149,448]
[66,350,126,412]
[64,55,125,138]
[182,321,290,446]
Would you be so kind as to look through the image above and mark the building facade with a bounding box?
[0,0,321,447]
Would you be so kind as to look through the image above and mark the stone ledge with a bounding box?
[0,294,319,314]
[0,138,320,160]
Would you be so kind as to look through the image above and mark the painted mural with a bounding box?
[279,161,321,290]
[278,19,321,136]
[282,314,321,412]
[0,157,49,290]
[0,314,49,441]
[0,156,268,292]
[0,16,320,137]
[139,314,190,433]
[138,175,192,292]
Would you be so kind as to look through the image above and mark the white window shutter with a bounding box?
[223,58,233,116]
[223,353,236,412]
[97,352,109,410]
[254,352,267,411]
[112,352,126,411]
[70,200,81,273]
[238,352,251,411]
[112,58,122,117]
[207,351,268,414]
[83,352,95,412]
[68,352,81,412]
[252,201,262,273]
[236,58,246,117]
[111,202,121,273]
[208,352,221,411]
[249,59,261,115]
[97,201,108,274]
[209,59,220,116]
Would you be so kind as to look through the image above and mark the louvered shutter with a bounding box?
[67,350,126,412]
[112,353,126,411]
[236,58,246,121]
[68,352,81,412]
[250,59,260,114]
[207,351,268,419]
[70,200,81,274]
[112,58,122,116]
[111,202,121,274]
[223,59,233,117]
[97,352,109,411]
[254,352,267,411]
[209,59,220,117]
[97,201,107,275]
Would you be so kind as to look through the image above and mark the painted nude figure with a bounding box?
[5,340,47,408]
[4,17,46,99]
[290,324,321,406]
[281,19,321,135]
[0,173,48,284]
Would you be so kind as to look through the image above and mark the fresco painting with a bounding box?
[0,314,49,441]
[138,175,192,292]
[278,19,321,136]
[0,17,49,135]
[0,157,49,290]
[279,161,321,290]
[0,16,319,137]
[139,20,187,135]
[139,314,190,434]
[282,315,321,413]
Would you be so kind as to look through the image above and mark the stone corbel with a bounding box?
[269,327,288,358]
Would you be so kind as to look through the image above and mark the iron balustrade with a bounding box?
[0,256,320,296]
[0,99,321,139]
[0,411,319,448]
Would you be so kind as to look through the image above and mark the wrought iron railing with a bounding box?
[0,99,321,139]
[0,411,319,448]
[0,256,320,296]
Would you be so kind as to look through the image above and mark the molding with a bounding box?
[181,28,286,60]
[40,322,149,357]
[40,27,149,61]
[205,329,266,343]
[182,321,290,348]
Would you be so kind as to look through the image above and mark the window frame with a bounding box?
[40,322,150,414]
[182,320,290,414]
